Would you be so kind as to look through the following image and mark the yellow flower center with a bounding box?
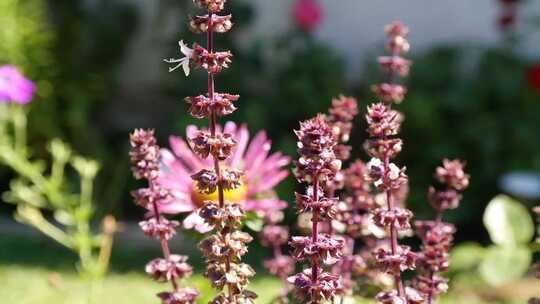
[191,183,248,207]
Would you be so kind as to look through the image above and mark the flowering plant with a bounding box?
[129,2,475,301]
[0,65,116,280]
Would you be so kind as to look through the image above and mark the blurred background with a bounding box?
[1,0,540,303]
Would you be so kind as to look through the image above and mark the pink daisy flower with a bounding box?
[157,121,291,233]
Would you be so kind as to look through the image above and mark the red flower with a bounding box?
[527,64,540,93]
[498,14,516,30]
[292,0,323,32]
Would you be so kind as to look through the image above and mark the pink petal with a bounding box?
[246,152,290,181]
[243,198,288,213]
[169,135,203,171]
[186,125,199,139]
[243,130,268,170]
[159,198,196,214]
[230,123,249,168]
[248,170,289,195]
[183,212,213,233]
[223,121,237,135]
[245,139,271,174]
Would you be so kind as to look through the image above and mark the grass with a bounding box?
[0,265,282,304]
[0,233,282,304]
[1,229,538,304]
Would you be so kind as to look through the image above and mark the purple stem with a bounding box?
[381,40,407,299]
[311,175,320,304]
[427,209,444,304]
[206,11,234,302]
[150,181,178,291]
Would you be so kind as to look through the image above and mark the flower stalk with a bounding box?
[289,115,344,303]
[364,22,419,303]
[130,129,198,304]
[413,160,469,304]
[166,1,255,303]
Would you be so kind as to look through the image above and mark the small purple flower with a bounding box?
[290,234,345,265]
[288,268,342,301]
[0,65,36,104]
[260,225,289,247]
[130,129,161,180]
[139,217,180,241]
[374,245,417,275]
[157,288,199,304]
[146,255,194,282]
[264,255,295,278]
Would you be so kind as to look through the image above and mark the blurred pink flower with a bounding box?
[527,64,540,93]
[0,65,36,104]
[157,122,290,232]
[292,0,323,32]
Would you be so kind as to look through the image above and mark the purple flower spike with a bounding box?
[0,65,36,104]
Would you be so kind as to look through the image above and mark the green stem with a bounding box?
[16,206,73,249]
[11,104,27,156]
[80,176,93,210]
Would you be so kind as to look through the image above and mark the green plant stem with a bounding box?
[51,157,67,185]
[16,206,73,249]
[11,104,27,156]
[81,176,93,210]
[0,145,66,209]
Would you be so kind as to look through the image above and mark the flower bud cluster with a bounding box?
[413,159,469,302]
[325,96,358,157]
[129,129,198,304]
[190,14,232,34]
[364,22,418,303]
[185,93,239,119]
[334,161,374,238]
[130,129,160,180]
[366,158,407,191]
[323,95,359,222]
[331,163,373,298]
[372,21,411,105]
[171,0,256,302]
[189,131,236,160]
[294,114,342,184]
[191,167,243,194]
[376,287,423,304]
[290,115,343,303]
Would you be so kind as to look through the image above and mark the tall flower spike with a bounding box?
[289,115,344,304]
[364,22,418,304]
[413,159,469,304]
[129,129,198,304]
[167,1,255,303]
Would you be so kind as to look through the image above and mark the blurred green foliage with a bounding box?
[0,103,116,280]
[356,45,540,240]
[450,195,536,288]
[2,0,540,245]
[0,0,139,217]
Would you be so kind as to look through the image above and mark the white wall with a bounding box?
[119,0,540,86]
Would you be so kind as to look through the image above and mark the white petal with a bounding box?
[179,40,193,57]
[182,59,190,77]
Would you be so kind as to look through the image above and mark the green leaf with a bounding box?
[245,217,263,232]
[483,194,534,246]
[478,245,531,286]
[450,242,485,272]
